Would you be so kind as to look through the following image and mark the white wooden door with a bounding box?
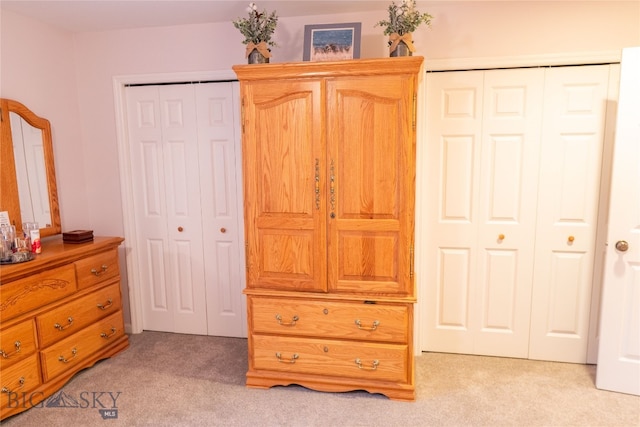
[529,65,611,362]
[127,84,208,335]
[596,47,640,395]
[195,82,247,338]
[423,68,544,357]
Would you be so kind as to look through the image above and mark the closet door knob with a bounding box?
[220,228,226,233]
[177,226,184,232]
[615,240,629,252]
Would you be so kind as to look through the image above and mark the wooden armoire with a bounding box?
[233,57,423,401]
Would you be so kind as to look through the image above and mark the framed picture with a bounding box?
[303,23,361,62]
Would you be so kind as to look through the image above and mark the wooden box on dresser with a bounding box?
[0,236,129,420]
[233,57,423,401]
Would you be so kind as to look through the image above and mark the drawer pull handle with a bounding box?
[97,298,114,310]
[275,314,299,326]
[275,352,299,364]
[100,327,117,339]
[58,347,78,363]
[355,319,380,331]
[0,340,21,359]
[355,358,379,371]
[1,377,25,393]
[91,264,109,276]
[54,317,74,331]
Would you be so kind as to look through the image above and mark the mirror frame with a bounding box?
[1,98,61,237]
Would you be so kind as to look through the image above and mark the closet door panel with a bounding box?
[474,69,544,357]
[529,65,611,362]
[127,85,208,335]
[196,82,247,337]
[423,71,484,353]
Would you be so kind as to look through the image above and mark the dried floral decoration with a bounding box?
[375,0,433,54]
[233,2,278,58]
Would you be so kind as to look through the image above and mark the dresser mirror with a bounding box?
[0,98,61,237]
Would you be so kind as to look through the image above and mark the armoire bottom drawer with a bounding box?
[40,311,125,382]
[252,334,408,383]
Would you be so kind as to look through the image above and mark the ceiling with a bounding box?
[0,0,390,33]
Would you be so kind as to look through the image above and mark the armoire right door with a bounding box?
[422,64,616,363]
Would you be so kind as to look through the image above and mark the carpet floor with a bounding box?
[2,331,639,426]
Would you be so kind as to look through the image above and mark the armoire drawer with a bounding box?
[36,281,123,348]
[40,311,125,382]
[74,249,120,290]
[249,297,410,343]
[0,319,37,370]
[0,265,77,321]
[252,334,409,383]
[0,354,41,404]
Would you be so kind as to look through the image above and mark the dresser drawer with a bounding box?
[0,265,77,322]
[40,311,125,382]
[0,354,41,407]
[0,320,37,370]
[36,281,123,348]
[74,249,120,290]
[252,334,409,383]
[249,297,410,343]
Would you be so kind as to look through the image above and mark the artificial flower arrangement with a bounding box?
[375,0,433,55]
[233,2,278,59]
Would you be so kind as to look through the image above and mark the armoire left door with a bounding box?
[125,82,246,337]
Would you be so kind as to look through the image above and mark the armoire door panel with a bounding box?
[327,76,415,296]
[243,79,326,292]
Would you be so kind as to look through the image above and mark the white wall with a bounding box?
[0,9,90,230]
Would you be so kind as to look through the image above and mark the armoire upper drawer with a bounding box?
[0,264,77,322]
[249,297,410,343]
[0,319,37,370]
[36,281,123,348]
[74,249,120,290]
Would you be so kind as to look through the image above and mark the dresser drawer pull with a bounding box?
[97,298,114,310]
[355,319,380,331]
[275,314,299,326]
[1,377,25,393]
[54,317,74,331]
[100,327,117,339]
[355,358,379,371]
[91,264,109,276]
[275,352,299,364]
[58,347,78,363]
[0,340,21,359]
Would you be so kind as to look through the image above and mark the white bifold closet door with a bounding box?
[422,65,614,362]
[126,82,246,337]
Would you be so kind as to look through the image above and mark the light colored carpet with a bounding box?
[2,331,638,426]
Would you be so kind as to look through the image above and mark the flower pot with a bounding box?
[248,49,270,64]
[390,40,413,57]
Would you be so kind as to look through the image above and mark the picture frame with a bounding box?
[303,22,362,62]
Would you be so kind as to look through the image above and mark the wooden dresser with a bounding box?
[0,236,129,420]
[234,57,422,401]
